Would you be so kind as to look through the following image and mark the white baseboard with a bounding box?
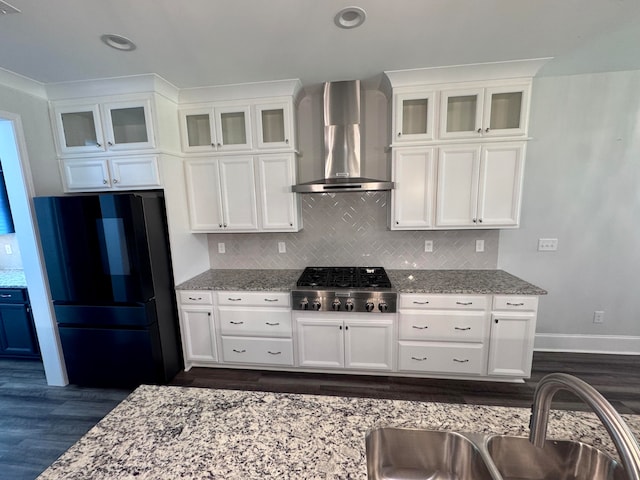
[535,333,640,355]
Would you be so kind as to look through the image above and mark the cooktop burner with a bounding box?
[296,266,392,289]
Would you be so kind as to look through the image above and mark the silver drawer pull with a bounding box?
[187,297,202,301]
[412,325,428,330]
[267,351,282,355]
[232,349,246,353]
[456,301,473,305]
[0,294,12,298]
[411,356,428,361]
[506,302,525,306]
[265,322,280,326]
[412,301,429,305]
[230,321,244,325]
[264,298,279,302]
[453,358,469,363]
[454,327,471,331]
[228,298,242,301]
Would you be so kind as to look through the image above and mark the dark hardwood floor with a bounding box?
[1,352,638,479]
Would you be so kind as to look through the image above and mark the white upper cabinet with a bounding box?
[256,154,300,231]
[436,142,525,228]
[52,97,156,155]
[60,155,161,192]
[254,101,293,149]
[179,104,252,153]
[392,91,436,144]
[390,147,436,229]
[439,83,530,140]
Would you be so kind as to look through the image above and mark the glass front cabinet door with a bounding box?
[254,102,293,149]
[393,91,436,143]
[214,105,252,151]
[179,108,216,153]
[101,99,156,151]
[53,103,106,154]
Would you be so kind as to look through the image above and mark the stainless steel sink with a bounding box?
[486,434,625,480]
[365,428,625,480]
[365,427,495,480]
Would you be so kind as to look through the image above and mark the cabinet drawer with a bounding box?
[0,288,27,304]
[178,290,213,305]
[217,291,290,307]
[398,311,487,343]
[493,295,538,311]
[398,341,486,375]
[218,308,292,338]
[399,294,488,310]
[221,336,294,365]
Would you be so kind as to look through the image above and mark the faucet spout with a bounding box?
[529,373,640,480]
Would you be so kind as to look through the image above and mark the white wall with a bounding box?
[498,70,640,349]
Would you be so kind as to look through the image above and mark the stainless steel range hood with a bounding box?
[292,80,394,193]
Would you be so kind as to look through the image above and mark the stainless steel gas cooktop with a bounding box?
[292,267,397,313]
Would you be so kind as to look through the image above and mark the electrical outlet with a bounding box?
[218,242,225,254]
[278,241,286,253]
[593,311,605,324]
[4,244,11,254]
[424,240,433,253]
[538,238,558,251]
[475,239,484,253]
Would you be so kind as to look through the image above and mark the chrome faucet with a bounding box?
[529,373,640,480]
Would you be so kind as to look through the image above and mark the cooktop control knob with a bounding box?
[299,298,309,310]
[345,299,354,312]
[365,301,375,312]
[332,299,341,311]
[378,301,389,313]
[312,299,322,311]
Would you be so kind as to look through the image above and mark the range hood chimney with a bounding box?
[292,80,394,193]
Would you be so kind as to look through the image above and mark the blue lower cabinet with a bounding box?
[0,288,40,359]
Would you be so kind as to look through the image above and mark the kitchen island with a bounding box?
[38,385,639,479]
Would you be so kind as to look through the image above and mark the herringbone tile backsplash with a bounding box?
[208,192,498,269]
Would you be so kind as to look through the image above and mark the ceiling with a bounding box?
[1,0,640,90]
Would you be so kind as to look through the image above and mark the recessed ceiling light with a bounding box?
[334,6,366,29]
[100,34,137,52]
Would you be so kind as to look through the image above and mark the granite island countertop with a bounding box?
[0,269,26,288]
[176,269,546,295]
[38,385,638,479]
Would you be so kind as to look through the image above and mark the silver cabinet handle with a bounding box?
[453,358,469,363]
[107,141,113,146]
[112,179,119,184]
[412,325,428,330]
[267,351,282,355]
[265,322,280,326]
[454,327,471,331]
[103,179,109,184]
[411,356,427,361]
[485,127,490,133]
[285,139,289,144]
[187,297,202,301]
[232,349,246,353]
[0,294,12,298]
[230,321,244,325]
[477,128,482,133]
[217,142,222,147]
[412,301,429,305]
[228,298,242,301]
[506,302,525,306]
[263,298,279,302]
[456,301,472,305]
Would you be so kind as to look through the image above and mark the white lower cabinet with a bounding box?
[398,341,486,375]
[61,155,161,192]
[221,337,294,366]
[296,313,394,371]
[177,291,217,369]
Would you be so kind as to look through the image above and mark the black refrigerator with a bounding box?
[34,192,183,388]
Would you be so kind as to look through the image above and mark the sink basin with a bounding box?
[365,427,494,480]
[486,435,626,480]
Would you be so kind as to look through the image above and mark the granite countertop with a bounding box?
[38,385,639,479]
[0,269,26,288]
[176,269,546,295]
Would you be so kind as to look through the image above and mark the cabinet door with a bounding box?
[218,156,258,231]
[296,316,344,368]
[487,313,535,377]
[477,143,524,227]
[214,105,252,151]
[439,88,484,139]
[53,103,105,154]
[255,102,293,149]
[483,84,529,137]
[391,147,436,229]
[184,159,225,231]
[257,154,299,231]
[436,145,481,227]
[109,155,161,189]
[101,99,156,151]
[393,91,436,143]
[344,318,393,370]
[60,158,111,192]
[179,107,217,153]
[0,304,39,357]
[180,306,217,363]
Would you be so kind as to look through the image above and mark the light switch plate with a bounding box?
[538,238,558,251]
